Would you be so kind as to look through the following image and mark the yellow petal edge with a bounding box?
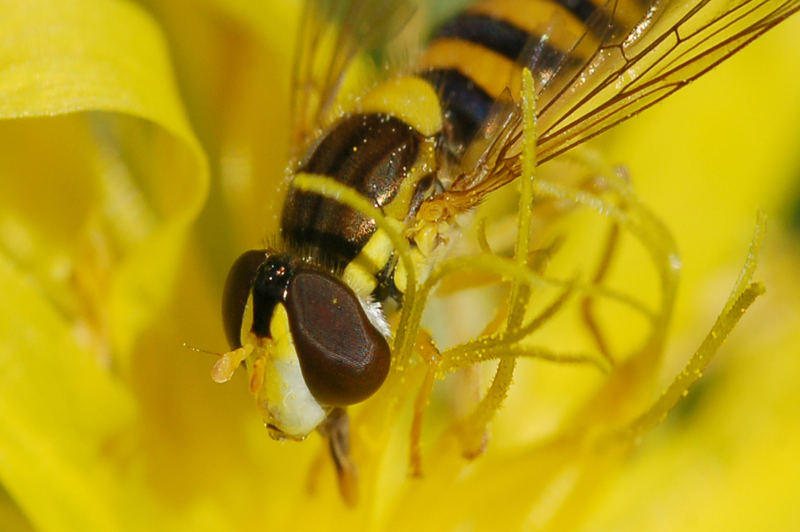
[0,1,208,531]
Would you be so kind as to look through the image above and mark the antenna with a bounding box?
[182,342,222,357]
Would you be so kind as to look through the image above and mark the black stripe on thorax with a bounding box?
[281,113,421,269]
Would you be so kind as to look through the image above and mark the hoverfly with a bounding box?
[212,0,798,501]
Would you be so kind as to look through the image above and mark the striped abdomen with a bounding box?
[421,0,646,151]
[281,0,647,296]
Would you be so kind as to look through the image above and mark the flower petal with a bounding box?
[0,254,136,532]
[0,0,207,530]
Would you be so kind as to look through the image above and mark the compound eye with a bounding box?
[285,269,391,406]
[222,250,269,349]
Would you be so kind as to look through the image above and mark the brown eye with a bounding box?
[285,269,391,406]
[221,250,269,349]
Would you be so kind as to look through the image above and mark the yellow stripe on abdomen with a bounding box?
[421,38,520,99]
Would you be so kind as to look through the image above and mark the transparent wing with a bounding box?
[537,0,799,162]
[437,0,799,207]
[290,0,418,157]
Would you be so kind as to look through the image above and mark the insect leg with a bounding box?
[320,408,358,506]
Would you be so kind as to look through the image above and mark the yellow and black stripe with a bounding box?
[219,0,668,445]
[281,77,441,296]
[282,113,422,267]
[281,0,646,298]
[420,0,647,152]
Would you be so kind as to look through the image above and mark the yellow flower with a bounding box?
[1,1,799,531]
